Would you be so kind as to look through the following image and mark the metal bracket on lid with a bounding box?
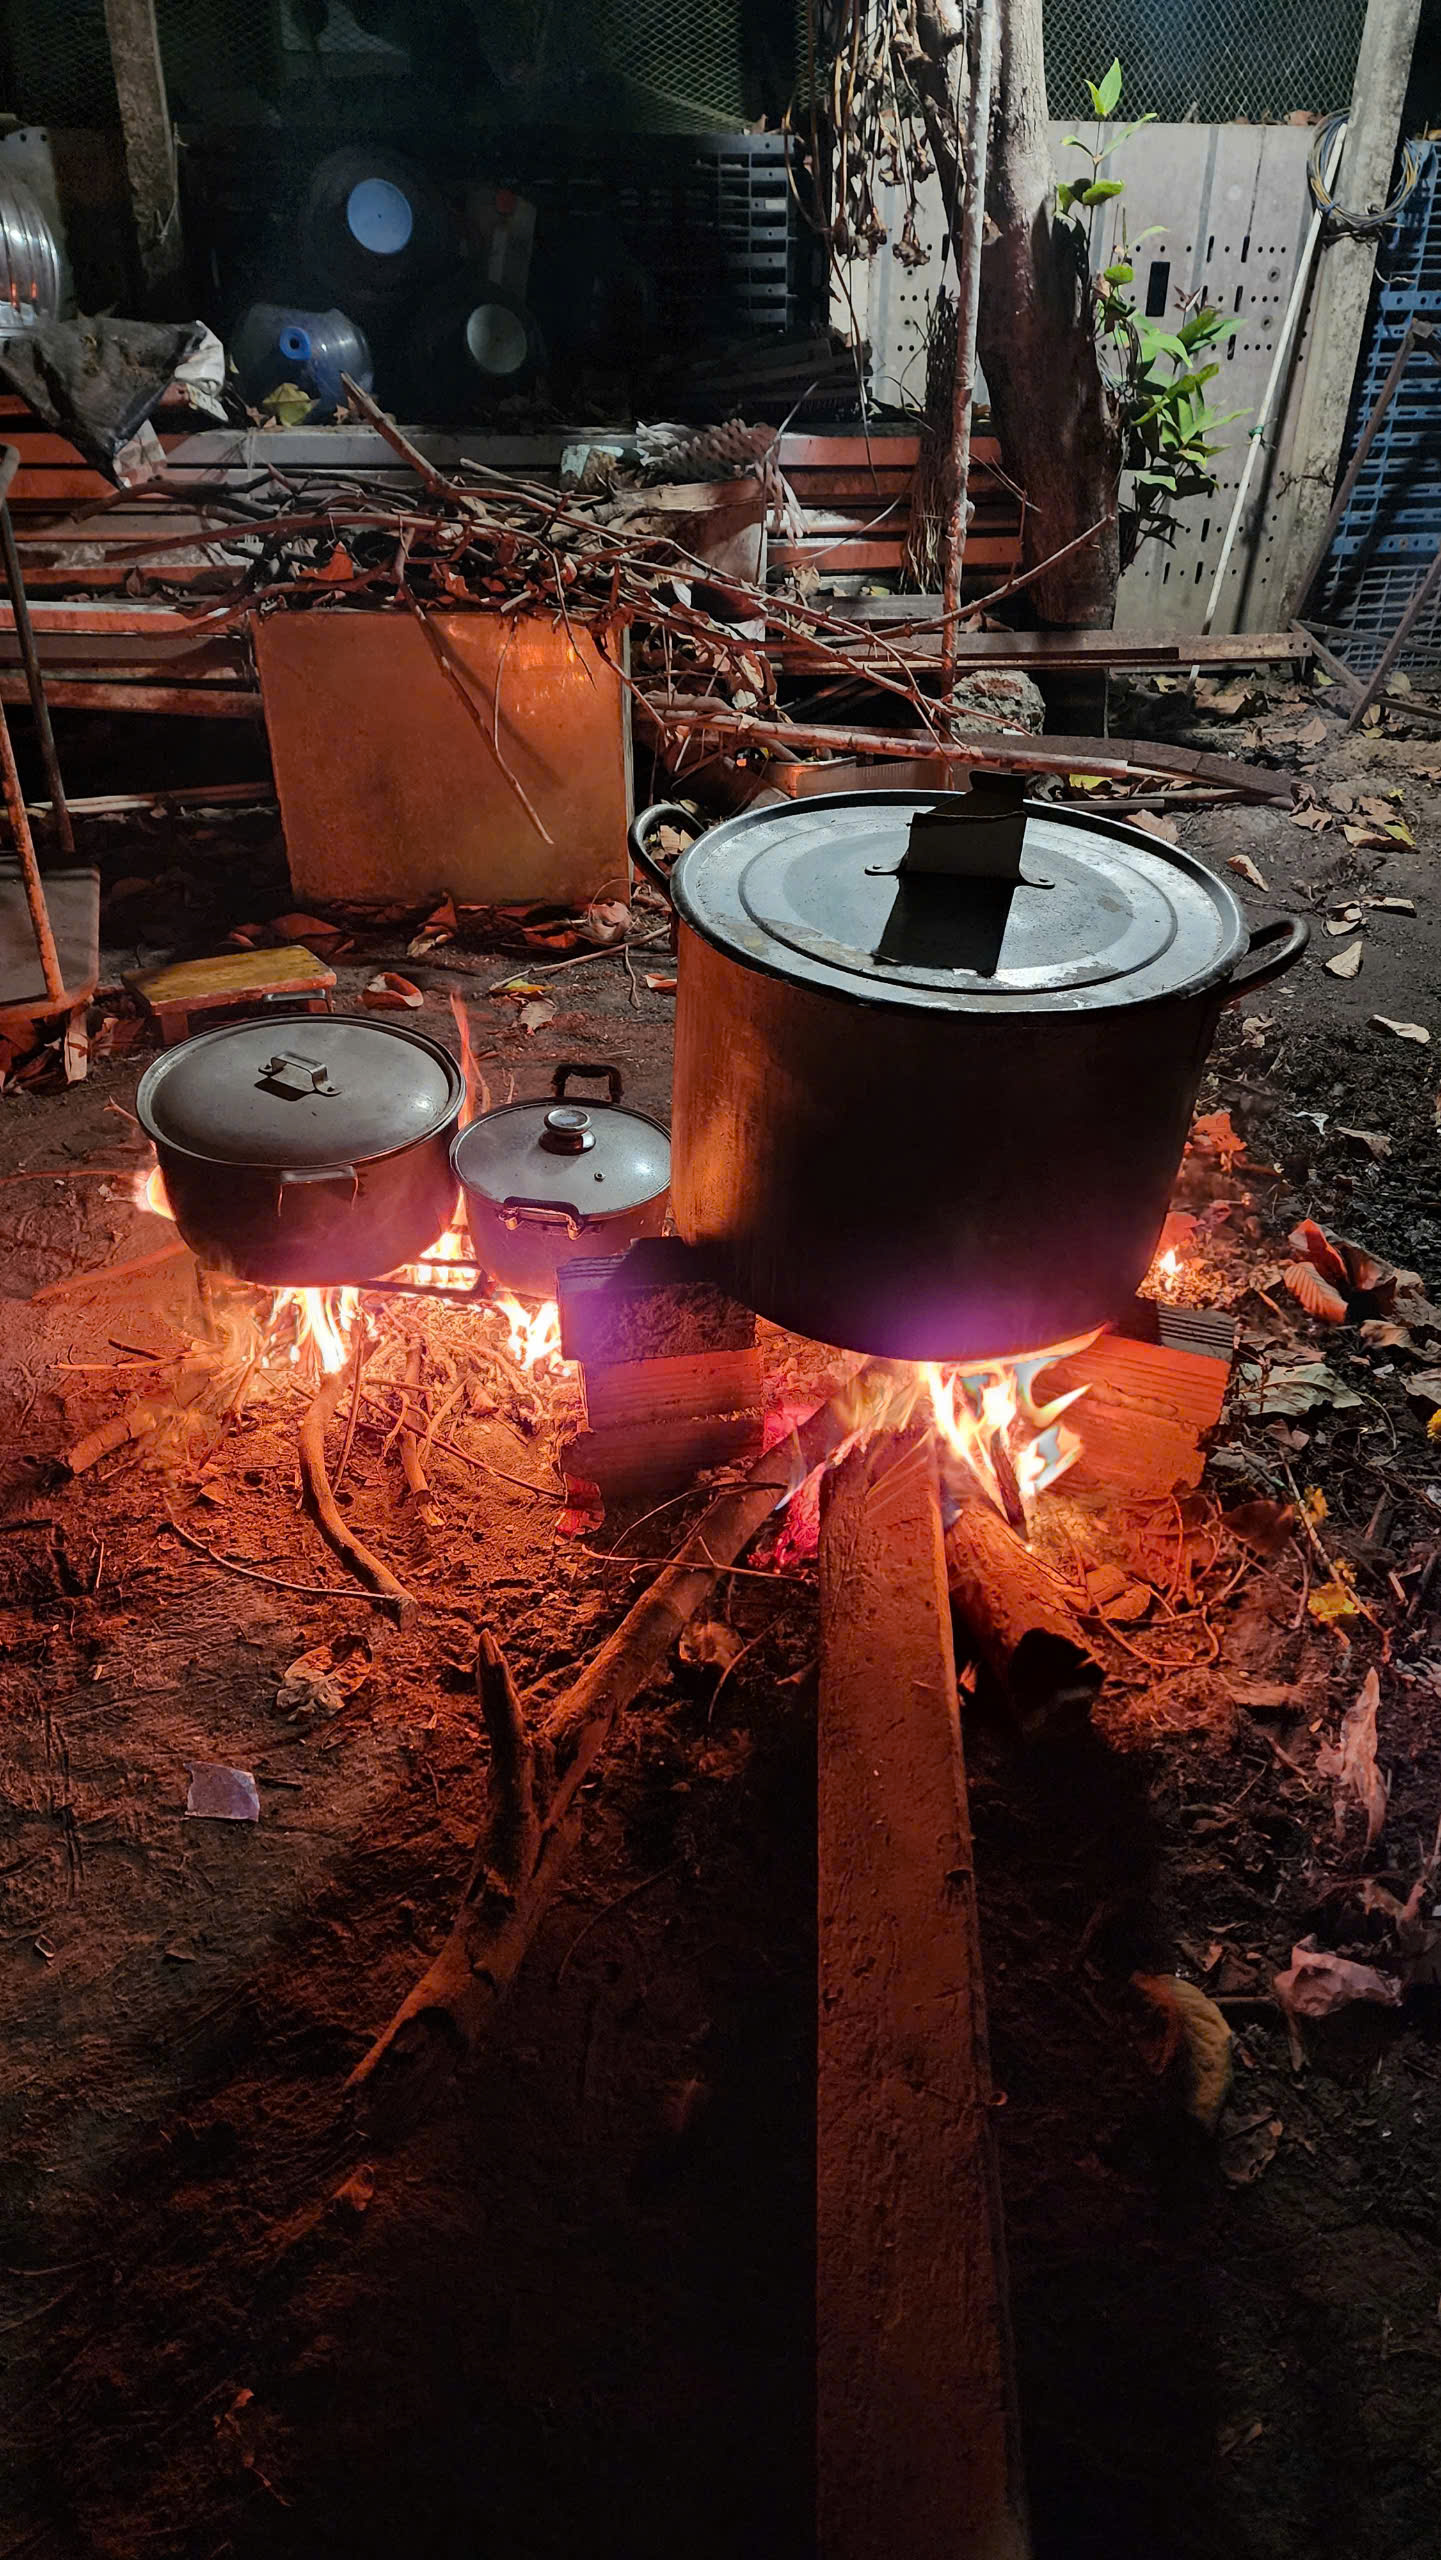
[899,770,1031,881]
[873,772,1049,978]
[257,1050,338,1098]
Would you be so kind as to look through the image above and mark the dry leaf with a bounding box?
[1132,1973,1233,2130]
[1335,1126,1391,1160]
[1190,1107,1245,1164]
[679,1619,744,1670]
[1273,1937,1401,2066]
[643,971,678,993]
[1228,853,1269,889]
[1325,940,1363,978]
[577,899,632,947]
[1282,1259,1349,1323]
[1235,1359,1362,1417]
[407,895,458,957]
[62,1009,88,1085]
[1373,1016,1430,1043]
[1223,1497,1298,1558]
[1324,908,1362,933]
[518,997,556,1035]
[1316,1667,1388,1846]
[277,1633,372,1717]
[1131,810,1180,843]
[1219,2111,1283,2186]
[1294,714,1326,747]
[1367,895,1416,914]
[363,971,424,1010]
[1289,804,1333,832]
[1200,681,1251,718]
[557,1474,605,1537]
[1309,1563,1362,1626]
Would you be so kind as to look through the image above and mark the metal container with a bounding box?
[451,1063,670,1297]
[135,1015,463,1286]
[629,787,1308,1361]
[0,176,60,332]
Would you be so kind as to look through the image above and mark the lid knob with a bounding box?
[540,1104,595,1155]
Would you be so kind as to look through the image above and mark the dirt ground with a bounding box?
[4,681,1441,2559]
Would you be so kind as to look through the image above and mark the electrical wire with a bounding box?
[1307,110,1424,236]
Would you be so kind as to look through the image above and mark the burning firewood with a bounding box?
[347,1368,882,2127]
[945,1479,1102,1733]
[298,1366,415,1615]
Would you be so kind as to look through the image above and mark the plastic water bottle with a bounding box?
[230,305,372,418]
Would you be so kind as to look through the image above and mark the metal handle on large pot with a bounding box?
[277,1164,358,1189]
[500,1194,583,1237]
[1224,913,1310,1000]
[626,802,694,904]
[552,1061,624,1104]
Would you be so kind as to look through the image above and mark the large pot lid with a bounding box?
[671,792,1249,1012]
[136,1016,463,1168]
[453,1094,670,1217]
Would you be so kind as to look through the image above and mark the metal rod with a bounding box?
[0,472,74,858]
[940,0,998,699]
[0,695,66,1006]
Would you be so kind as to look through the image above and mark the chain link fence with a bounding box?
[1043,0,1366,124]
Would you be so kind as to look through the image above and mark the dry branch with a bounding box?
[299,1366,415,1614]
[945,1482,1102,1732]
[348,1369,884,2125]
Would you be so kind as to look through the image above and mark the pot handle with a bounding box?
[500,1194,583,1237]
[552,1060,624,1105]
[626,802,695,904]
[278,1164,358,1189]
[1224,913,1310,999]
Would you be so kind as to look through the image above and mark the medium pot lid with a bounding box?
[452,1095,670,1217]
[671,792,1249,1012]
[136,1016,463,1168]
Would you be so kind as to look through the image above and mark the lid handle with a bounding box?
[540,1105,595,1155]
[258,1049,338,1099]
[898,772,1028,883]
[552,1060,624,1105]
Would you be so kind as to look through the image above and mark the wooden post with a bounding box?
[818,1428,1030,2560]
[102,0,186,307]
[1275,0,1422,616]
[940,0,997,693]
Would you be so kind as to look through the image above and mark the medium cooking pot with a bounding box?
[451,1061,670,1297]
[135,1014,463,1286]
[629,785,1308,1361]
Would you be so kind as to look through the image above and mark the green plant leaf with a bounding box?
[1133,226,1167,241]
[1056,180,1077,215]
[1094,113,1158,160]
[1096,56,1124,115]
[1103,262,1134,284]
[1081,179,1125,205]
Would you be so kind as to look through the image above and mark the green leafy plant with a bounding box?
[1058,60,1247,558]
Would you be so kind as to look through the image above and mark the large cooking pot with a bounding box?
[629,785,1308,1361]
[451,1062,670,1296]
[135,1015,463,1286]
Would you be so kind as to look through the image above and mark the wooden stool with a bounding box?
[126,944,337,1046]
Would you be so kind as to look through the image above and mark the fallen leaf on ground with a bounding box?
[1336,1126,1392,1160]
[518,998,556,1035]
[557,1474,605,1537]
[1309,1558,1363,1626]
[1219,2111,1283,2185]
[577,899,632,947]
[1228,853,1269,889]
[1316,1667,1388,1846]
[1289,804,1333,832]
[363,972,424,1010]
[1325,940,1363,978]
[277,1633,372,1717]
[1236,1359,1363,1417]
[1294,714,1326,747]
[407,895,458,957]
[1131,809,1180,843]
[1367,895,1416,913]
[1273,1936,1401,2066]
[642,971,678,993]
[1286,1219,1397,1319]
[1283,1259,1349,1322]
[1190,1107,1246,1164]
[1374,1017,1431,1043]
[679,1619,744,1670]
[1199,681,1252,718]
[1223,1497,1298,1557]
[1132,1973,1233,2130]
[1324,905,1362,933]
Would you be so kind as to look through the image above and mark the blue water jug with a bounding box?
[230,304,372,419]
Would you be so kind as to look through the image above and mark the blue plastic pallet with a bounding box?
[1316,142,1441,667]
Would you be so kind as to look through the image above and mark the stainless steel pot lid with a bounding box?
[136,1016,463,1168]
[452,1084,670,1218]
[671,791,1249,1012]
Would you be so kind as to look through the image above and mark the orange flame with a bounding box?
[493,1291,567,1377]
[924,1343,1093,1522]
[135,1161,174,1219]
[279,1285,359,1375]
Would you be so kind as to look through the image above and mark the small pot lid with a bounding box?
[136,1015,463,1168]
[671,792,1249,1013]
[452,1094,670,1217]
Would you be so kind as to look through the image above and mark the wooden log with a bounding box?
[298,1365,414,1614]
[944,1482,1102,1734]
[818,1428,1030,2560]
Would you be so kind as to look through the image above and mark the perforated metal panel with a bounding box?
[843,121,1318,635]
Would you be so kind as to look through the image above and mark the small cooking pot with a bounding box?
[629,783,1309,1360]
[135,1014,463,1286]
[452,1061,670,1296]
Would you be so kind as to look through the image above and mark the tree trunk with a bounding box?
[974,0,1122,626]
